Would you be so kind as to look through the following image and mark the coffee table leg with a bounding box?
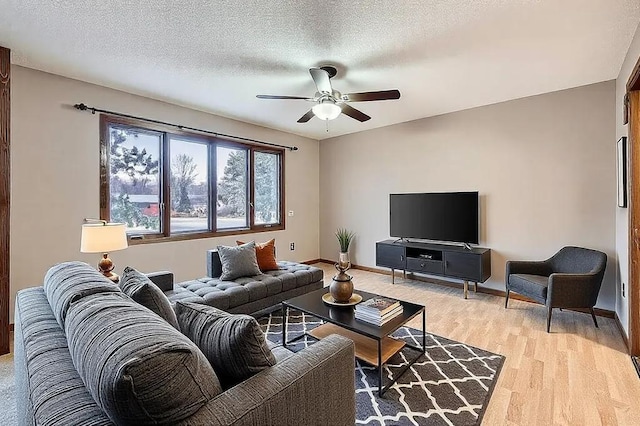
[282,305,287,347]
[378,339,384,396]
[422,310,426,353]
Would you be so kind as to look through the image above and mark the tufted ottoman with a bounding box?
[162,250,324,315]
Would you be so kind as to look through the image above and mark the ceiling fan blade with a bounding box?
[309,67,333,94]
[342,90,401,102]
[297,110,315,123]
[340,104,371,122]
[257,95,313,100]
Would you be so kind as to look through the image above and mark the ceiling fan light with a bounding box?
[312,101,341,120]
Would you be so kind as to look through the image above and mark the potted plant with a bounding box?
[335,228,355,270]
[331,228,355,303]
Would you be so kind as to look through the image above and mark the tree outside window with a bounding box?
[108,127,160,233]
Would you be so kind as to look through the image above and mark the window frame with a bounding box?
[99,114,285,245]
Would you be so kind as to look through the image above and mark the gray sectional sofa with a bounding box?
[14,261,355,425]
[161,249,324,314]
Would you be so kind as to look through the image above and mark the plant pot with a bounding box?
[338,251,351,272]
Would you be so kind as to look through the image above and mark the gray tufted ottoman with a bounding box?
[162,250,324,315]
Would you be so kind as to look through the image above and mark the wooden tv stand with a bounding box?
[375,239,491,298]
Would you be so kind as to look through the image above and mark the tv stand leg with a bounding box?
[474,282,478,293]
[463,281,469,299]
[403,269,406,280]
[391,268,395,284]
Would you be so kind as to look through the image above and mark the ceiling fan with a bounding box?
[256,66,401,123]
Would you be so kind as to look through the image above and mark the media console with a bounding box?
[375,239,491,299]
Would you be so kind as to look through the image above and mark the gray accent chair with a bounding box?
[505,246,607,332]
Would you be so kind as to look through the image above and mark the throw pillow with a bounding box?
[119,266,180,330]
[65,292,222,425]
[217,241,261,280]
[175,301,277,389]
[44,261,121,329]
[236,239,279,271]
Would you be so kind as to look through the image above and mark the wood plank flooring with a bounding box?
[316,263,640,426]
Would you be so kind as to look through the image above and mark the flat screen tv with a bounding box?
[390,192,479,244]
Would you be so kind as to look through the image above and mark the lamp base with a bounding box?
[101,271,120,283]
[97,253,119,283]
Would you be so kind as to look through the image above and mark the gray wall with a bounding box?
[320,81,617,310]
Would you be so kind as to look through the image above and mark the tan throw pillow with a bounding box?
[236,239,279,272]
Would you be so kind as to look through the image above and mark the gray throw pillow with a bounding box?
[65,292,222,425]
[119,266,180,330]
[217,241,261,280]
[44,261,121,329]
[175,301,276,389]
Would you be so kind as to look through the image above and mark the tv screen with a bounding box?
[390,192,479,244]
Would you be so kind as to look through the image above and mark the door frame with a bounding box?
[627,57,640,356]
[0,46,9,356]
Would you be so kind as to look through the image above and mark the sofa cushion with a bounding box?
[237,239,279,271]
[509,273,549,301]
[119,266,179,330]
[217,241,262,280]
[267,340,294,363]
[14,287,113,425]
[175,301,276,389]
[164,262,324,313]
[44,261,121,328]
[65,291,222,425]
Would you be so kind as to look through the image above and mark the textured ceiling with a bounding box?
[1,1,639,140]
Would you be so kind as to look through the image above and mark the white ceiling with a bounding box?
[1,1,639,140]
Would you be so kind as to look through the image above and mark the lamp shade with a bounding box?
[80,223,128,253]
[312,100,341,120]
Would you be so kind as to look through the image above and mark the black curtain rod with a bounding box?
[73,103,298,151]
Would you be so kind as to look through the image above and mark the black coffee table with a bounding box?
[282,287,426,396]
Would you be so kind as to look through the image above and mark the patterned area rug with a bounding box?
[259,310,504,426]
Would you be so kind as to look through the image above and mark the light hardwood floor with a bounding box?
[315,263,640,426]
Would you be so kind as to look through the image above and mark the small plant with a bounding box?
[335,228,355,253]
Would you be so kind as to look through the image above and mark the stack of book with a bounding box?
[355,296,403,326]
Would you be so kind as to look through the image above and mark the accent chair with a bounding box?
[505,246,607,332]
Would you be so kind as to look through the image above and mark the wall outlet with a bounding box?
[623,282,626,298]
[290,242,295,250]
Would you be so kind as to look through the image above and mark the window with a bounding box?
[100,115,284,243]
[170,138,209,233]
[216,146,248,230]
[107,126,161,234]
[254,151,280,225]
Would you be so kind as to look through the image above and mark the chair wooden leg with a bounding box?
[505,289,510,308]
[547,307,553,333]
[590,308,599,328]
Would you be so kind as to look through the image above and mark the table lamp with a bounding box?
[80,220,128,282]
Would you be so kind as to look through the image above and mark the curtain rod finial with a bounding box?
[74,103,88,111]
